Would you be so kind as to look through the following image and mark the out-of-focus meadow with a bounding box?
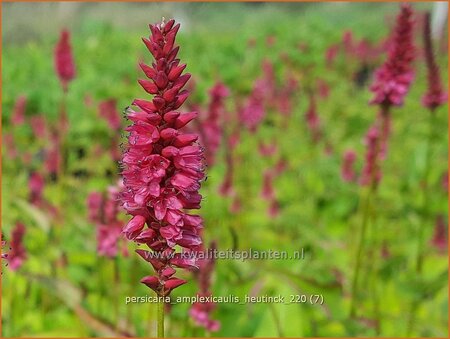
[1,2,448,337]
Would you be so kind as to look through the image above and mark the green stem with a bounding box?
[349,186,373,317]
[369,216,382,335]
[113,256,120,331]
[269,303,284,337]
[350,108,388,319]
[157,298,165,338]
[415,111,436,273]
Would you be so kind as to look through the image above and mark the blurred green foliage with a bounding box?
[1,2,448,338]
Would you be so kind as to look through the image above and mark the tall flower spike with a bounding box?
[422,12,447,110]
[121,19,205,297]
[54,29,76,92]
[369,3,415,107]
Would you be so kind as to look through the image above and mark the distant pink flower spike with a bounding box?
[87,192,103,223]
[218,142,234,197]
[3,133,18,159]
[261,169,280,218]
[29,172,45,206]
[88,183,126,258]
[341,150,357,183]
[30,115,48,139]
[190,241,220,332]
[99,99,122,131]
[54,29,76,92]
[261,170,275,200]
[442,170,448,193]
[431,215,447,253]
[242,80,267,132]
[325,44,339,68]
[305,93,322,143]
[202,82,229,165]
[342,30,354,54]
[258,141,278,158]
[11,95,27,126]
[266,35,276,47]
[370,4,415,107]
[421,12,447,111]
[317,79,330,99]
[8,223,27,271]
[45,131,62,177]
[359,126,382,187]
[277,75,298,116]
[121,19,205,296]
[230,196,241,214]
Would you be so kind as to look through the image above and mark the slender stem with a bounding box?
[269,303,284,337]
[157,298,165,338]
[113,256,120,331]
[349,186,373,317]
[415,110,436,273]
[350,107,389,318]
[369,215,382,335]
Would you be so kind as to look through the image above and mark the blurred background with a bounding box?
[1,1,448,338]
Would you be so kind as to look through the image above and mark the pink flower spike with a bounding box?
[54,29,76,92]
[421,12,447,110]
[369,3,415,107]
[121,19,204,296]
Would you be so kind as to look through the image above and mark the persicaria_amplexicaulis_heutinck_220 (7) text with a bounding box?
[121,19,205,297]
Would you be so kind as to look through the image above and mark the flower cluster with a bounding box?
[369,4,415,107]
[421,12,447,110]
[121,19,205,296]
[8,223,27,271]
[54,29,76,92]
